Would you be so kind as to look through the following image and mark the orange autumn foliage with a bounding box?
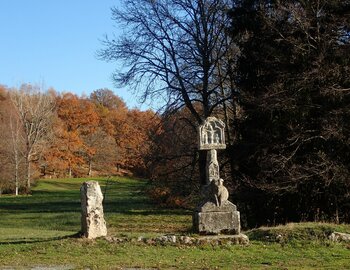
[116,109,160,175]
[44,93,100,177]
[57,93,99,134]
[42,90,158,178]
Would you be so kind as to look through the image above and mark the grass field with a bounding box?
[0,177,349,269]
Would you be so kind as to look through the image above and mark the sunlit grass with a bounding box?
[0,177,191,242]
[0,177,349,269]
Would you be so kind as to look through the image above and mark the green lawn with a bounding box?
[0,177,349,269]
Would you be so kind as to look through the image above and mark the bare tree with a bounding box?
[8,115,25,195]
[82,128,119,177]
[10,84,55,190]
[99,0,236,185]
[0,89,26,195]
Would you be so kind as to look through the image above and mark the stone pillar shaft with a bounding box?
[206,149,219,184]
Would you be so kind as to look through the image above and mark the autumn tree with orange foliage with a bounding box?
[121,109,159,176]
[41,89,157,178]
[90,89,159,177]
[44,93,99,177]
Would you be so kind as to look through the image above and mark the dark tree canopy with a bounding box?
[229,0,350,225]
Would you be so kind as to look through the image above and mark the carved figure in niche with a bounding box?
[215,133,220,144]
[203,132,208,144]
[208,126,214,144]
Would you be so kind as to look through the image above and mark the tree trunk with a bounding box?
[335,199,339,224]
[15,156,19,196]
[13,146,20,196]
[26,156,31,190]
[88,160,92,177]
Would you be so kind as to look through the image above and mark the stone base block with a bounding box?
[193,210,240,235]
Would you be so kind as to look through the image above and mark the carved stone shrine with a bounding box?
[193,117,241,234]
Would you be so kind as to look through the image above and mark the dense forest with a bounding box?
[1,0,349,228]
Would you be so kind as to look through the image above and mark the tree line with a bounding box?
[0,85,158,194]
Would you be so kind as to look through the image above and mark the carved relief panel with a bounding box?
[198,117,226,150]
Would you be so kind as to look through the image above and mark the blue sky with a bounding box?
[0,0,145,109]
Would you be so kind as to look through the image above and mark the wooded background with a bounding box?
[1,0,349,227]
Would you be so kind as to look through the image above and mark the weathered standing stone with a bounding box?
[329,232,350,242]
[80,181,107,239]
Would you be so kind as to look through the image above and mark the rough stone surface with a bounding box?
[201,179,230,207]
[194,191,240,234]
[329,232,350,242]
[80,181,107,239]
[207,149,220,183]
[198,234,249,245]
[193,209,240,235]
[196,200,237,213]
[105,234,249,246]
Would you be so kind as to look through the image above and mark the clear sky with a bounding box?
[0,0,145,109]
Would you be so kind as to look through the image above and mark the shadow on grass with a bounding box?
[1,202,80,213]
[0,178,191,219]
[1,199,189,217]
[0,232,81,245]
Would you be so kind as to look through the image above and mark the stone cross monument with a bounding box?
[193,117,241,234]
